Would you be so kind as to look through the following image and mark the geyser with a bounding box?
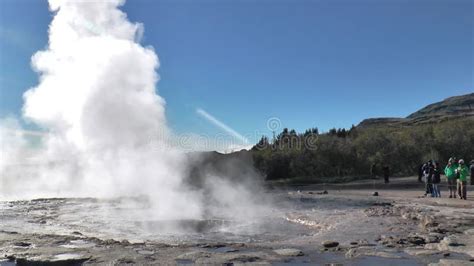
[0,0,266,224]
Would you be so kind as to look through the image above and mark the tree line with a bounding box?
[251,118,474,182]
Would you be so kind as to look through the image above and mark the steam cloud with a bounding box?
[0,0,265,224]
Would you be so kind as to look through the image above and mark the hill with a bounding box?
[358,93,474,127]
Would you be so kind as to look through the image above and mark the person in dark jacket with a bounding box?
[423,161,434,197]
[418,164,424,183]
[382,165,390,184]
[470,160,474,186]
[432,162,441,197]
[370,163,377,179]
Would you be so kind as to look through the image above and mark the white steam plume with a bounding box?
[1,0,204,220]
[0,0,268,229]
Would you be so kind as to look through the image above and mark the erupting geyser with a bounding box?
[1,0,264,223]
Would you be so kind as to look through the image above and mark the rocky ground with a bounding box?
[1,177,474,265]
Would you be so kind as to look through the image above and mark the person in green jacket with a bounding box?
[444,158,457,198]
[456,159,469,200]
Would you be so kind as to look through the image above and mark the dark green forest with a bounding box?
[251,118,474,182]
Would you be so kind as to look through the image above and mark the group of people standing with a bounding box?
[419,158,472,200]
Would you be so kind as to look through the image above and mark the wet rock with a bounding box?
[404,247,440,256]
[214,247,238,253]
[322,241,339,248]
[15,254,90,265]
[273,248,303,256]
[13,242,31,247]
[117,257,135,264]
[345,247,401,259]
[407,236,426,246]
[136,249,154,255]
[0,230,19,235]
[200,243,226,248]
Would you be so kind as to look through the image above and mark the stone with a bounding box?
[273,248,303,257]
[407,236,426,246]
[136,249,154,255]
[372,192,379,196]
[13,242,31,247]
[322,241,339,248]
[404,248,440,256]
[345,247,401,259]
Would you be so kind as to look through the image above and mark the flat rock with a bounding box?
[273,248,303,256]
[136,249,154,255]
[346,247,402,259]
[404,248,441,256]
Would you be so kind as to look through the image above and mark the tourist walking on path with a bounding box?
[432,162,441,198]
[445,158,457,198]
[456,159,469,200]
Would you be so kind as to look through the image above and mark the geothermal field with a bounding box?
[1,0,473,265]
[1,179,474,265]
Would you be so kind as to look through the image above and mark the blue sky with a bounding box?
[0,0,472,144]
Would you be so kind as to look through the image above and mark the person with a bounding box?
[470,160,474,186]
[444,158,457,198]
[457,159,469,200]
[370,163,377,179]
[382,165,390,184]
[423,161,434,197]
[418,163,424,183]
[432,162,441,197]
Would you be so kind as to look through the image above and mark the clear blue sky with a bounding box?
[0,0,472,144]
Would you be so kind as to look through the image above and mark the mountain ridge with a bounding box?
[358,92,474,127]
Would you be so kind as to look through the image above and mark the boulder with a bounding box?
[322,241,339,248]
